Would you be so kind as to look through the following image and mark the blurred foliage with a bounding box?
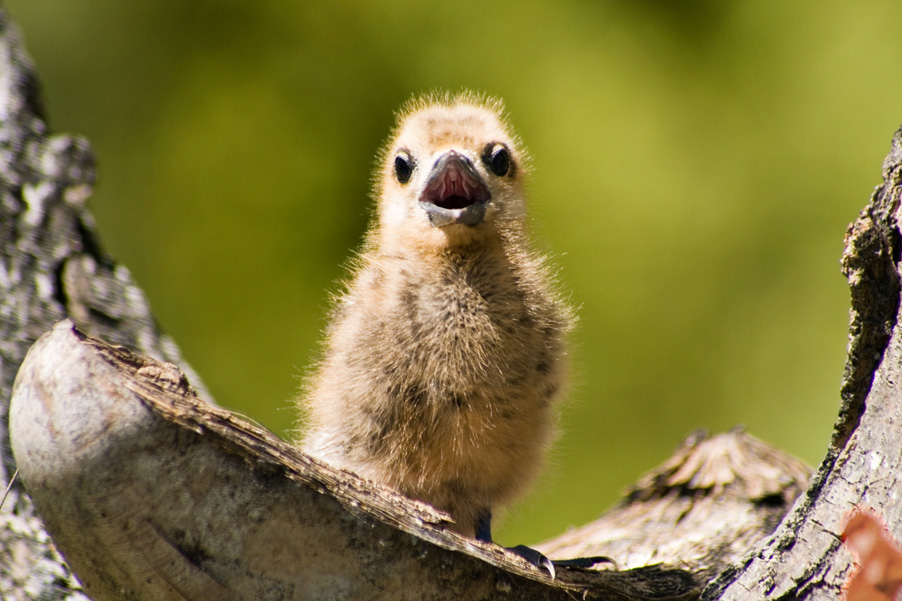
[7,0,902,545]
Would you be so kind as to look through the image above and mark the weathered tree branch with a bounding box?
[11,321,714,601]
[3,0,902,598]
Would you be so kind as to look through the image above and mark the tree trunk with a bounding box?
[701,131,902,601]
[0,4,208,599]
[2,1,901,599]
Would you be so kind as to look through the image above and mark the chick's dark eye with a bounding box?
[394,153,414,184]
[484,143,510,177]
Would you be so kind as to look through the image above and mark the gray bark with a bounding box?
[2,0,902,599]
[700,130,902,601]
[0,4,207,599]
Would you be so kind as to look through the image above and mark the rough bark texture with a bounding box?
[3,0,902,598]
[700,128,902,601]
[0,4,208,599]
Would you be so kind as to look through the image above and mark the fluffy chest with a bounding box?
[375,255,537,385]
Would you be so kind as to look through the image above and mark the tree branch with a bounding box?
[9,320,801,600]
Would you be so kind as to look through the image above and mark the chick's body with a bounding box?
[301,93,570,539]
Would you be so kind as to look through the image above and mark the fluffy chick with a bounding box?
[300,92,571,542]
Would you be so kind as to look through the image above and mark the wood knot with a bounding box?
[137,361,192,396]
[629,428,811,503]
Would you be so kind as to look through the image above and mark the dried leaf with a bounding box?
[843,509,902,601]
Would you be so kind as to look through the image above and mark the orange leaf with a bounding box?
[842,509,902,601]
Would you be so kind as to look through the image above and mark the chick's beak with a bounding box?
[418,150,491,227]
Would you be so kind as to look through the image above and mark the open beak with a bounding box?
[418,150,491,227]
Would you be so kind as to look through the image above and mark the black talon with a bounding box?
[551,555,616,569]
[475,509,556,578]
[507,544,556,579]
[475,510,615,576]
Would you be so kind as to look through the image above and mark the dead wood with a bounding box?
[11,321,708,601]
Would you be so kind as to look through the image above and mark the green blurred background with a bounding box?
[7,0,902,545]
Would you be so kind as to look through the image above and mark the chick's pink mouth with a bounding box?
[419,152,490,210]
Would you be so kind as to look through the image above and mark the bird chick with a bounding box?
[300,92,570,545]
